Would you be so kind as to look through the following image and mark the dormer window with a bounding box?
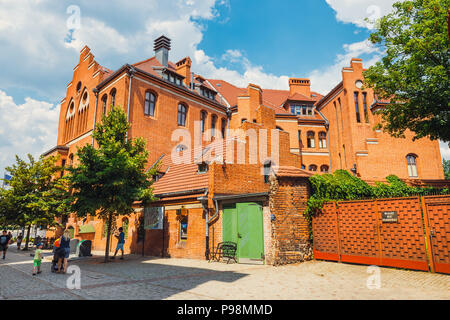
[198,162,208,174]
[163,70,184,86]
[289,104,314,116]
[200,87,216,100]
[153,172,165,182]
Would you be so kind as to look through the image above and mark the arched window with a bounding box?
[144,91,156,116]
[307,131,315,148]
[221,118,226,138]
[69,154,74,165]
[101,94,107,115]
[65,100,75,142]
[177,103,187,126]
[318,132,327,149]
[78,89,89,134]
[211,115,217,137]
[354,92,361,123]
[122,218,129,239]
[301,164,306,170]
[362,92,369,123]
[308,164,317,172]
[406,154,418,177]
[110,88,116,108]
[320,165,329,173]
[241,118,247,124]
[200,111,207,133]
[76,82,82,94]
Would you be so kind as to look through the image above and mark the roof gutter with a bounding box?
[126,65,136,142]
[196,189,212,261]
[212,192,269,201]
[154,188,207,199]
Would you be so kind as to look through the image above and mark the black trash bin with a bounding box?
[77,240,92,257]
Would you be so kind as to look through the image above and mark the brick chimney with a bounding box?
[176,57,192,87]
[289,78,311,97]
[154,35,171,67]
[248,83,263,111]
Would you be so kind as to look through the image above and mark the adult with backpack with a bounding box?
[0,230,12,260]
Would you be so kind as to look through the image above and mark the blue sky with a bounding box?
[0,0,448,173]
[200,0,371,77]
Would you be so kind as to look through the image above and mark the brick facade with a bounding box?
[43,37,445,264]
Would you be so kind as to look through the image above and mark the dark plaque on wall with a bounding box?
[382,211,398,223]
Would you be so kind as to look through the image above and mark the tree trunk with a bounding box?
[104,212,113,263]
[23,225,31,251]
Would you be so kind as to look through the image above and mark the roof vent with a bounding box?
[154,35,171,67]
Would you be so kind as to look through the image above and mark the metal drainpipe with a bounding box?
[126,65,136,142]
[91,88,99,146]
[203,191,221,260]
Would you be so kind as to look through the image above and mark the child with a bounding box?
[32,243,43,275]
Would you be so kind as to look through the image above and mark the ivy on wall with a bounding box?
[304,170,449,239]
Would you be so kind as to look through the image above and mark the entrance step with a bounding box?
[239,258,264,265]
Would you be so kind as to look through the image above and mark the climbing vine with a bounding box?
[304,170,449,239]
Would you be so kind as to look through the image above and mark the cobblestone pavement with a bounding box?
[0,247,448,300]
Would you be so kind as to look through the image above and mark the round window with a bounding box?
[355,80,363,89]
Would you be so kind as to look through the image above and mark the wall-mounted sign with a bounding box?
[144,207,164,230]
[382,211,398,223]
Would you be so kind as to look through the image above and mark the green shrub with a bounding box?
[304,170,448,239]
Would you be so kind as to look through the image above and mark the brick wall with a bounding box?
[268,175,312,265]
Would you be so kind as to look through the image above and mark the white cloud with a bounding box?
[0,90,59,173]
[308,40,382,93]
[325,0,400,29]
[440,141,450,161]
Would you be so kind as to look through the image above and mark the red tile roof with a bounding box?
[274,166,312,178]
[207,79,324,116]
[152,162,209,195]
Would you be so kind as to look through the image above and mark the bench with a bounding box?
[209,241,237,264]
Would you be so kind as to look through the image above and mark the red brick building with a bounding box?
[44,36,444,264]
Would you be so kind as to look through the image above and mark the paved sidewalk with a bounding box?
[0,248,448,300]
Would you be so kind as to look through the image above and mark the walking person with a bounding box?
[111,227,125,260]
[16,233,23,250]
[32,243,43,275]
[57,230,71,273]
[0,230,11,260]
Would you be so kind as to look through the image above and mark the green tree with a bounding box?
[67,106,158,262]
[443,159,450,179]
[0,155,70,250]
[364,0,450,143]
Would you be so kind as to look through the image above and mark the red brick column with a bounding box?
[268,175,312,265]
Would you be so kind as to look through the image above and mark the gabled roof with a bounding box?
[132,56,179,78]
[207,79,324,116]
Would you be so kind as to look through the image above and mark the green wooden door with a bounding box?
[222,204,237,244]
[237,203,264,261]
[222,202,264,262]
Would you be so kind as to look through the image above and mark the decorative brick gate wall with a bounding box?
[268,175,312,265]
[313,195,450,274]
